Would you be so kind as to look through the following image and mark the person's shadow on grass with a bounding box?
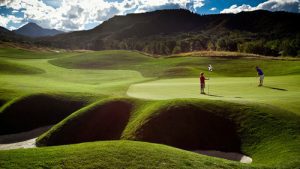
[206,94,223,97]
[263,86,288,91]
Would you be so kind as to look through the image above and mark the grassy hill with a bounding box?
[1,97,300,168]
[0,46,299,168]
[0,140,260,169]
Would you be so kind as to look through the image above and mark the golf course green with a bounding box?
[0,44,299,169]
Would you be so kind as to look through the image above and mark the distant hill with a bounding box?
[38,9,300,56]
[14,23,64,38]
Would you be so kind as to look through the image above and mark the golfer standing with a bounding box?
[256,66,264,86]
[200,72,209,94]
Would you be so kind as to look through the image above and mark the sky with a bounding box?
[0,0,299,31]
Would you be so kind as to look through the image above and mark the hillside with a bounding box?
[14,23,64,38]
[37,9,300,56]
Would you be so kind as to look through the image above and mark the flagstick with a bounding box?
[208,84,209,95]
[207,64,213,95]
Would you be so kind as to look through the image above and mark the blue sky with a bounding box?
[0,0,299,31]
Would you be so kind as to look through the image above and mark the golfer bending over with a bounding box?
[256,66,264,86]
[200,72,209,94]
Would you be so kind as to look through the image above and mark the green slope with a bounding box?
[0,59,45,74]
[0,140,261,169]
[35,97,300,168]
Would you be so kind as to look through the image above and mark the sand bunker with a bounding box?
[0,126,52,150]
[194,150,252,163]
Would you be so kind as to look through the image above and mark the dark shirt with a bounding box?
[256,68,264,75]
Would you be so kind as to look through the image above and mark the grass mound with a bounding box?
[122,99,300,168]
[37,98,133,146]
[129,101,240,152]
[0,59,45,75]
[0,94,87,135]
[0,140,255,169]
[49,50,153,69]
[36,98,300,168]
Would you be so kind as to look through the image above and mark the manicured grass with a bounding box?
[0,55,148,101]
[35,97,300,168]
[0,140,259,169]
[50,50,154,69]
[127,76,300,114]
[49,50,300,77]
[0,59,45,74]
[0,47,300,169]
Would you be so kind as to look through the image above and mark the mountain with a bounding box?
[37,9,300,56]
[0,26,26,42]
[14,23,64,38]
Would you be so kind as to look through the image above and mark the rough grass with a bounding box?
[0,94,87,135]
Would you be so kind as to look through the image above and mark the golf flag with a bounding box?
[208,64,213,71]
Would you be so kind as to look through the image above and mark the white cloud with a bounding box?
[0,15,10,27]
[221,4,253,14]
[221,0,300,14]
[0,0,206,31]
[8,25,17,30]
[210,7,217,11]
[0,14,24,27]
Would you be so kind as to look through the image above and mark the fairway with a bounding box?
[127,76,300,114]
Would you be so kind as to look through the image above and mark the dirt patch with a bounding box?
[37,100,133,146]
[133,104,241,152]
[0,94,86,135]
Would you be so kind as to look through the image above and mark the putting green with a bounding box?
[127,76,300,114]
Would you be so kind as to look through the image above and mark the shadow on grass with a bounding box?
[263,86,288,91]
[206,94,223,97]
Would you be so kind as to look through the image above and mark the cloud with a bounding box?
[0,14,24,28]
[0,0,206,31]
[210,7,217,11]
[0,15,10,27]
[221,0,300,14]
[221,4,253,14]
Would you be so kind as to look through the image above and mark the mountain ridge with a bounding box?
[36,9,299,56]
[14,22,64,38]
